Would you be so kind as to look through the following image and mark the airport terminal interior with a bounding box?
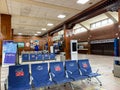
[0,0,120,90]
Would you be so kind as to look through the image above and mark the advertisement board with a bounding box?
[2,40,17,67]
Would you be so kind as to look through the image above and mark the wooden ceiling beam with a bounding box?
[105,12,118,23]
[67,0,118,25]
[79,23,89,31]
[41,0,118,37]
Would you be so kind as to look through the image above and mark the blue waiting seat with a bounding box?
[65,60,87,81]
[22,54,29,62]
[44,53,49,60]
[31,63,54,88]
[7,65,31,90]
[37,53,43,60]
[49,53,56,60]
[78,59,102,86]
[50,62,72,84]
[30,53,36,61]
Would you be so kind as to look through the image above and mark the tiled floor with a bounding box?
[1,54,120,90]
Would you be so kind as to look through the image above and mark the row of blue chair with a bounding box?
[6,59,102,90]
[22,53,56,62]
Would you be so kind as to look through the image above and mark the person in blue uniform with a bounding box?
[34,44,39,51]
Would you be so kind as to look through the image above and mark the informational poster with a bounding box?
[2,40,17,67]
[30,40,39,49]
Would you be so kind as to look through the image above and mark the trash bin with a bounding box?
[60,52,66,61]
[114,60,120,77]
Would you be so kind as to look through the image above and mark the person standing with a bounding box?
[34,43,39,51]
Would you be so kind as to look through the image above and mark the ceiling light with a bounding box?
[37,32,41,34]
[77,0,89,4]
[57,14,66,19]
[18,33,22,35]
[34,34,38,36]
[41,28,47,31]
[47,23,54,26]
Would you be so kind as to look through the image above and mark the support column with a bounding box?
[64,28,71,60]
[0,14,12,64]
[118,9,120,56]
[87,30,91,54]
[47,35,53,53]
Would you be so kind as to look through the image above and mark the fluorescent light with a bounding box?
[47,23,54,26]
[57,14,66,19]
[41,28,46,31]
[37,32,41,34]
[77,0,89,4]
[18,33,22,35]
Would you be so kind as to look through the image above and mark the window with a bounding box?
[90,18,114,29]
[74,27,87,34]
[96,22,101,27]
[75,28,80,34]
[81,27,86,32]
[91,23,96,28]
[102,19,108,25]
[108,19,113,24]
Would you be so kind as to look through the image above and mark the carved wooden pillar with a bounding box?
[87,30,91,54]
[0,14,12,64]
[47,34,53,53]
[118,9,120,56]
[63,27,71,60]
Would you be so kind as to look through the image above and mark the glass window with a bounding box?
[108,19,113,24]
[90,18,114,30]
[102,19,108,25]
[75,28,80,33]
[96,22,101,27]
[91,23,96,28]
[74,27,87,34]
[80,27,87,32]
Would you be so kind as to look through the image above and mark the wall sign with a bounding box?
[90,39,114,44]
[30,40,39,49]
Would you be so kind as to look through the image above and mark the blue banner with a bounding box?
[114,38,119,56]
[2,40,17,66]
